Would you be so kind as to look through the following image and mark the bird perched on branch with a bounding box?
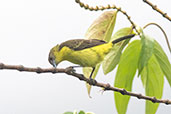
[48,34,135,80]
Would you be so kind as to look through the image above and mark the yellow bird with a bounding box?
[48,34,135,79]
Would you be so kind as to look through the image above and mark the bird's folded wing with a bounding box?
[59,39,106,51]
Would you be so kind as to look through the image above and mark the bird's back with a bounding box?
[58,39,107,51]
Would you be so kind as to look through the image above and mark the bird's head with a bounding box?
[48,44,61,68]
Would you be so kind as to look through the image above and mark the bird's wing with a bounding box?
[59,39,106,51]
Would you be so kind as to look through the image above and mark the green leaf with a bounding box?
[114,40,141,114]
[83,11,118,96]
[138,34,154,75]
[141,55,164,114]
[102,27,134,74]
[78,111,85,114]
[63,112,73,114]
[153,40,171,87]
[140,65,147,87]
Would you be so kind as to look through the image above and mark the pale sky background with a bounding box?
[0,0,171,114]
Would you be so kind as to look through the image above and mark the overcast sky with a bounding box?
[0,0,170,114]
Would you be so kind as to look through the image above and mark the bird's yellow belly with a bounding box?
[65,43,113,67]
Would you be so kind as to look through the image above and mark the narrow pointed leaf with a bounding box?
[83,11,118,95]
[83,64,100,97]
[138,34,154,75]
[153,40,171,87]
[114,40,141,114]
[141,66,147,87]
[102,27,134,74]
[141,55,164,114]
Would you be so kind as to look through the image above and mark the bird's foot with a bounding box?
[66,66,82,73]
[66,66,76,73]
[89,78,97,85]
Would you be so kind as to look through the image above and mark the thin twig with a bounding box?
[0,63,171,105]
[143,23,171,53]
[75,0,140,35]
[143,0,171,22]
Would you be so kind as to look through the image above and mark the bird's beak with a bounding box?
[52,60,58,68]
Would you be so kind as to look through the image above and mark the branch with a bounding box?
[0,63,171,105]
[143,0,171,22]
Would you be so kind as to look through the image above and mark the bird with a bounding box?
[48,34,135,80]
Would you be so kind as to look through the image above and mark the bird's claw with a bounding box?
[89,78,97,85]
[66,66,76,73]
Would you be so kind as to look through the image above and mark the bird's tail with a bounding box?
[112,34,135,44]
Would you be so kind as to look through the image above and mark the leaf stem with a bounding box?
[143,23,171,53]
